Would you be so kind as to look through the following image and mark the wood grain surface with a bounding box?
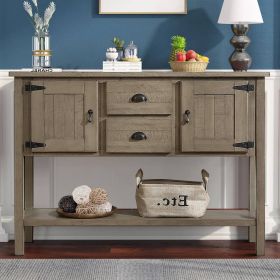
[0,241,279,259]
[9,71,269,78]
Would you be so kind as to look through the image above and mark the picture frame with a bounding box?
[99,0,187,15]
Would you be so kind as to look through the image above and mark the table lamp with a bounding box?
[218,0,263,71]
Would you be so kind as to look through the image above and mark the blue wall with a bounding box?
[0,0,278,69]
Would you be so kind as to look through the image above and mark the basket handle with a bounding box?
[136,169,143,188]
[201,169,209,190]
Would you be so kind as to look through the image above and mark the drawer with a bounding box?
[106,117,172,153]
[106,80,173,115]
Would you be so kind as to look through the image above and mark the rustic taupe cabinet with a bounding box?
[10,71,268,256]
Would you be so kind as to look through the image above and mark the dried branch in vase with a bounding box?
[23,1,56,36]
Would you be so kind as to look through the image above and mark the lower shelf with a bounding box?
[24,209,255,227]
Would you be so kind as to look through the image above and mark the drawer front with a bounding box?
[106,117,172,153]
[106,80,173,115]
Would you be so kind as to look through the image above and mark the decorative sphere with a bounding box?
[92,201,112,214]
[72,185,92,205]
[58,195,77,213]
[76,202,97,215]
[75,201,112,216]
[90,187,108,205]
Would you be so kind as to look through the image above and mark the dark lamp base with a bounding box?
[230,24,252,72]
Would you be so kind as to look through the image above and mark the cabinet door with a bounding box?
[30,80,98,152]
[181,79,253,152]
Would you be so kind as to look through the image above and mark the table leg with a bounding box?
[14,79,25,256]
[256,78,265,256]
[249,157,256,243]
[24,157,34,243]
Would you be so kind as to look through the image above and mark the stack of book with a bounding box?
[103,61,142,72]
[21,68,63,72]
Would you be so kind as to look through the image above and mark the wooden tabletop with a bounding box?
[9,70,269,78]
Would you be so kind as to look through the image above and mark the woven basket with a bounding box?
[170,61,208,72]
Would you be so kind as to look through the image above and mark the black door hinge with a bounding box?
[233,141,255,149]
[233,83,255,92]
[25,84,46,92]
[25,141,46,149]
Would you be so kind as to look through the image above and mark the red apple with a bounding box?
[186,50,197,61]
[176,52,186,62]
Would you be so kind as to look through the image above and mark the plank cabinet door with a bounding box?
[181,79,254,152]
[30,80,98,152]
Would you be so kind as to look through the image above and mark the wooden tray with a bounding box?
[56,206,117,219]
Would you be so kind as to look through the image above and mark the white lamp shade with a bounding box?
[218,0,264,24]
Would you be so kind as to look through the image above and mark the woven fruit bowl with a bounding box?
[56,206,117,219]
[170,61,208,72]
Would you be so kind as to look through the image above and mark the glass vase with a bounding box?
[125,41,138,59]
[32,34,52,69]
[117,48,124,61]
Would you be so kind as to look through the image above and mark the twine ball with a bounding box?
[76,202,97,216]
[76,201,112,216]
[92,201,112,214]
[58,195,77,213]
[72,185,92,205]
[90,187,108,205]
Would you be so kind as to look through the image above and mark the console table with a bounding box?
[10,71,268,256]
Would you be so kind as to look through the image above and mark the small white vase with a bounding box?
[106,52,118,61]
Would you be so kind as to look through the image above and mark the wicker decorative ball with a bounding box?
[58,195,77,213]
[92,201,112,214]
[76,202,97,215]
[72,185,92,205]
[76,201,112,216]
[90,187,108,205]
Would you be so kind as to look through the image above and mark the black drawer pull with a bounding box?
[131,132,147,141]
[131,93,148,103]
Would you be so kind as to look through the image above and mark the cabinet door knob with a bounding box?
[131,93,148,103]
[131,132,147,141]
[183,110,191,124]
[87,109,94,123]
